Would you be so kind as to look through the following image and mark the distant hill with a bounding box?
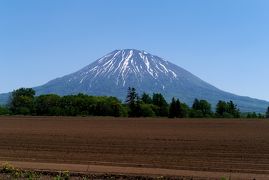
[0,93,9,105]
[1,49,268,113]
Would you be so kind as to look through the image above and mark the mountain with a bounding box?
[1,49,268,113]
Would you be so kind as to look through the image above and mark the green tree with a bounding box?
[107,96,126,117]
[181,103,190,118]
[246,113,254,118]
[191,99,212,118]
[169,97,177,118]
[35,94,61,115]
[251,112,257,118]
[135,96,143,117]
[140,104,155,117]
[216,100,240,118]
[110,101,121,117]
[199,100,212,117]
[125,87,141,117]
[9,88,35,115]
[216,101,228,117]
[169,98,188,118]
[0,106,10,115]
[258,113,264,119]
[192,99,200,111]
[152,93,168,117]
[190,109,204,118]
[141,92,153,104]
[59,95,77,116]
[175,99,182,117]
[246,112,262,119]
[266,106,269,118]
[227,101,240,118]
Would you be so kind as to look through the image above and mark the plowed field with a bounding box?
[0,116,269,179]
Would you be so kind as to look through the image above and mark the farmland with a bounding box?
[0,116,269,179]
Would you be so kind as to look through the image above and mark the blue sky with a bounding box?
[1,0,269,100]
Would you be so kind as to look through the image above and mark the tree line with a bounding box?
[0,87,268,118]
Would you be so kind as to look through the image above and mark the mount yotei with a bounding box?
[1,49,268,112]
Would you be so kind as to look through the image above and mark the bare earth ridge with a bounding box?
[0,116,269,179]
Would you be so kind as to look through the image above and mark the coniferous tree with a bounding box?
[216,101,228,117]
[169,98,185,118]
[192,99,200,110]
[135,96,143,117]
[126,87,141,117]
[227,101,240,118]
[152,93,168,117]
[141,92,153,104]
[169,97,177,118]
[175,99,183,118]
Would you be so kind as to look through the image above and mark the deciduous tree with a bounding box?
[9,88,35,115]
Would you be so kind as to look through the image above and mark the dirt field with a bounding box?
[0,116,269,179]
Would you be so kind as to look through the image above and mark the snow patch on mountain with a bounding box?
[71,49,179,87]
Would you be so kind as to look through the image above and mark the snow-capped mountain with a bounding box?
[35,49,220,101]
[1,49,268,112]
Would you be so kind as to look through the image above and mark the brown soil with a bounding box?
[0,116,269,179]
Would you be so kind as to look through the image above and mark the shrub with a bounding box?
[1,162,15,173]
[54,171,70,180]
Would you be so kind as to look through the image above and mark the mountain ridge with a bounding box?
[1,49,268,113]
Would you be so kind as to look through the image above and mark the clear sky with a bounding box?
[1,0,269,100]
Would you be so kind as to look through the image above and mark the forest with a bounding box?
[0,87,268,118]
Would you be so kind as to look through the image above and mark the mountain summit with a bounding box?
[35,49,219,101]
[1,49,268,112]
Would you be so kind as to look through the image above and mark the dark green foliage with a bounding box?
[0,106,10,115]
[190,109,204,118]
[247,112,257,118]
[6,87,265,118]
[169,97,177,118]
[57,94,124,117]
[216,100,227,117]
[9,88,35,115]
[227,101,240,118]
[192,99,200,111]
[126,87,137,105]
[216,100,240,118]
[125,87,142,117]
[152,93,168,117]
[258,113,265,119]
[35,94,61,115]
[141,92,153,104]
[169,98,188,118]
[246,112,265,119]
[198,100,212,116]
[9,88,125,117]
[180,103,190,118]
[190,99,212,118]
[140,104,156,117]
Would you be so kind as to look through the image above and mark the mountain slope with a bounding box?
[1,49,268,113]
